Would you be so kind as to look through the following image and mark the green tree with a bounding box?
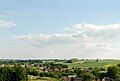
[83,73,93,81]
[66,58,78,63]
[13,64,28,81]
[117,63,120,67]
[0,65,28,81]
[107,66,120,79]
[74,68,84,77]
[98,72,106,80]
[92,67,100,77]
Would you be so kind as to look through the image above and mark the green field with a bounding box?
[56,60,120,68]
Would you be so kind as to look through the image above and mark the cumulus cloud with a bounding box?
[66,23,120,31]
[14,34,92,44]
[0,19,17,29]
[65,23,120,39]
[14,33,111,50]
[13,23,120,59]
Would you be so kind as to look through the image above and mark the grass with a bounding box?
[56,60,120,68]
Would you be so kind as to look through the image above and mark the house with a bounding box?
[68,75,77,78]
[62,76,83,81]
[28,75,33,80]
[73,77,83,81]
[61,76,73,81]
[100,71,107,73]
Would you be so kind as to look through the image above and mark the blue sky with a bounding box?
[0,0,120,59]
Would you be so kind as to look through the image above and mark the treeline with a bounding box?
[0,65,28,81]
[0,60,43,65]
[43,63,68,68]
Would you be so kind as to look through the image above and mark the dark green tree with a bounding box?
[107,66,120,79]
[83,73,93,81]
[0,65,28,81]
[92,67,100,77]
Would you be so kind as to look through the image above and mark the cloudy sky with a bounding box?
[0,0,120,59]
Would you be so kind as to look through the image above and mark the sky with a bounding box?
[0,0,120,59]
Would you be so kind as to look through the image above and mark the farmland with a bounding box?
[56,59,120,68]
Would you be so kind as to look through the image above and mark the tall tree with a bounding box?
[107,66,120,79]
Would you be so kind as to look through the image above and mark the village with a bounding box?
[0,59,119,81]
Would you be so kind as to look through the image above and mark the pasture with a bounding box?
[56,60,120,68]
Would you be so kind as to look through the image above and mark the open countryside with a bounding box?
[0,59,120,81]
[57,60,120,68]
[0,0,120,81]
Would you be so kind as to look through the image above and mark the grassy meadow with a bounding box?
[56,59,120,68]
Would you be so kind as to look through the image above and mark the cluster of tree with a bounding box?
[0,59,43,65]
[74,64,120,81]
[31,71,76,78]
[43,63,68,68]
[16,60,43,64]
[65,58,78,63]
[0,65,28,81]
[107,65,120,80]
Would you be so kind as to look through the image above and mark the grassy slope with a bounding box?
[56,60,120,68]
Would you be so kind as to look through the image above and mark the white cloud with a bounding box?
[66,23,120,31]
[14,33,113,52]
[13,23,120,59]
[0,19,17,29]
[14,34,76,44]
[65,23,120,39]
